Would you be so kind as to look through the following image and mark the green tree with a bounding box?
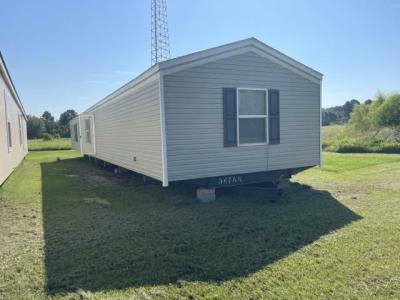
[349,95,385,135]
[322,109,339,126]
[374,94,400,128]
[27,115,45,139]
[58,109,78,137]
[349,104,371,131]
[41,111,58,135]
[322,99,360,126]
[342,99,360,118]
[364,99,373,105]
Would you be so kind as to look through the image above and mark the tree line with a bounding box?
[27,109,78,139]
[349,93,400,136]
[323,92,400,140]
[323,92,400,130]
[322,99,368,125]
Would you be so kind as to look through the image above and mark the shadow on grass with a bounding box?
[41,158,361,295]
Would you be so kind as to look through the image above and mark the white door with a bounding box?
[79,115,96,155]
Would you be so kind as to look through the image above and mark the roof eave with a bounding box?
[158,37,323,83]
[83,64,160,114]
[0,52,27,119]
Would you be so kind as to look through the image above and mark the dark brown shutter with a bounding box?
[223,88,237,147]
[268,89,280,144]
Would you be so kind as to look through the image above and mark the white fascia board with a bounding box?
[158,38,254,70]
[81,37,322,116]
[83,64,160,114]
[162,46,254,76]
[250,48,322,84]
[159,37,323,84]
[0,53,27,119]
[251,38,323,80]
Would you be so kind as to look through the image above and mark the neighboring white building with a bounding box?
[0,52,28,185]
[71,38,323,188]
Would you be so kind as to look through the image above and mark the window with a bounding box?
[7,122,12,147]
[18,114,23,145]
[85,119,91,144]
[237,89,267,145]
[3,90,12,151]
[74,124,78,142]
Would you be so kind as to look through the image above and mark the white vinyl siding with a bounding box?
[0,85,28,185]
[164,51,320,181]
[84,74,163,181]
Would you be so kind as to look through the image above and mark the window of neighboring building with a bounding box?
[237,89,267,145]
[3,90,12,151]
[18,114,23,145]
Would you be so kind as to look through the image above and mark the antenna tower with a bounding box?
[151,0,170,65]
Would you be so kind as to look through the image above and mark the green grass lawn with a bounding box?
[1,151,400,299]
[28,138,72,151]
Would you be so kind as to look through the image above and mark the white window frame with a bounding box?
[18,114,23,146]
[237,88,269,146]
[3,89,12,152]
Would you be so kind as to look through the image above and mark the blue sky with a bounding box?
[1,0,399,117]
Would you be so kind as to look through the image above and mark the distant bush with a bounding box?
[349,92,400,134]
[332,142,400,154]
[42,133,53,141]
[323,125,400,154]
[321,92,400,154]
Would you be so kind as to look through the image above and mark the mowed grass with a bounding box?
[1,151,400,299]
[28,138,72,151]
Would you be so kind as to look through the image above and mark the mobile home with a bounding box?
[0,52,28,185]
[71,38,322,192]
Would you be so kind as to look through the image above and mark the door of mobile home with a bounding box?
[79,115,96,155]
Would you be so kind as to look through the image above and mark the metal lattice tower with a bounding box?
[151,0,170,65]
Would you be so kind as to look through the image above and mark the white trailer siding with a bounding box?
[164,51,320,181]
[84,73,163,181]
[71,38,322,186]
[0,56,28,185]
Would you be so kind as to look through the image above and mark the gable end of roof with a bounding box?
[159,37,323,84]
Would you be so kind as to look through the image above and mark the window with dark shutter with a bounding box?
[268,89,280,144]
[223,88,237,147]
